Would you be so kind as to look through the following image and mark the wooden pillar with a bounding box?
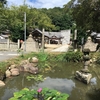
[41,28,44,52]
[49,39,50,44]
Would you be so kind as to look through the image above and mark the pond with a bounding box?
[0,62,100,100]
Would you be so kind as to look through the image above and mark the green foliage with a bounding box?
[9,88,69,100]
[30,51,83,62]
[0,4,55,42]
[96,58,100,64]
[48,53,66,62]
[36,52,49,62]
[0,61,8,71]
[0,0,7,7]
[95,53,100,64]
[41,7,73,31]
[46,52,83,62]
[64,51,83,62]
[72,0,100,32]
[27,52,48,62]
[0,1,76,41]
[17,49,24,57]
[0,51,83,73]
[26,74,43,81]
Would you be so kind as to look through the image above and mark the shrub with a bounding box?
[64,51,83,62]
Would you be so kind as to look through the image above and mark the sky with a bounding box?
[7,0,71,9]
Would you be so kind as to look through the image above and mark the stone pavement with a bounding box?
[0,51,19,61]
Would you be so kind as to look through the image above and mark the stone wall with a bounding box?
[61,30,71,45]
[0,35,39,52]
[0,43,7,50]
[0,39,19,51]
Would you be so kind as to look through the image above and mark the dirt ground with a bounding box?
[44,44,62,51]
[44,44,69,52]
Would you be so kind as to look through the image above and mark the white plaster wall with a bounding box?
[61,30,71,45]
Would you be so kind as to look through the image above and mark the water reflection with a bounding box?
[37,77,75,94]
[1,88,18,100]
[90,77,97,85]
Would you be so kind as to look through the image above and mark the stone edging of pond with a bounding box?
[0,57,39,87]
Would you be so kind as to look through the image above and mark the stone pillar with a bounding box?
[58,39,60,44]
[83,49,90,70]
[7,38,10,50]
[41,28,44,52]
[18,39,20,49]
[74,29,77,51]
[49,39,50,44]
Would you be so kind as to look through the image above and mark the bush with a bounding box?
[36,51,83,62]
[64,51,83,62]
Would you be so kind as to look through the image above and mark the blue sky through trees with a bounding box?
[7,0,70,8]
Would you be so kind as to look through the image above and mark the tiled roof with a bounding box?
[44,32,61,38]
[1,35,9,38]
[32,29,62,38]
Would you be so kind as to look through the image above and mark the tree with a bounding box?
[0,0,7,7]
[0,3,8,31]
[41,7,73,31]
[72,0,100,33]
[62,0,100,44]
[0,4,55,42]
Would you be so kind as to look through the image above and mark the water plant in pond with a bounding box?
[9,88,69,100]
[26,74,44,81]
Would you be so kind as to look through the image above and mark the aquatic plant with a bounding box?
[9,88,69,100]
[26,74,44,81]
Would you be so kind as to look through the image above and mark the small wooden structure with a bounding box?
[32,29,63,45]
[32,29,71,44]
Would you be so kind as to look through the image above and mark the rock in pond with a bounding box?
[0,80,5,86]
[5,69,11,78]
[10,68,20,76]
[75,69,92,84]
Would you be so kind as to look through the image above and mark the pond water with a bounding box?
[0,62,100,100]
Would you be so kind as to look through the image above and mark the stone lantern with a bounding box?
[91,32,100,51]
[83,49,90,70]
[75,48,92,84]
[91,32,97,42]
[95,34,100,51]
